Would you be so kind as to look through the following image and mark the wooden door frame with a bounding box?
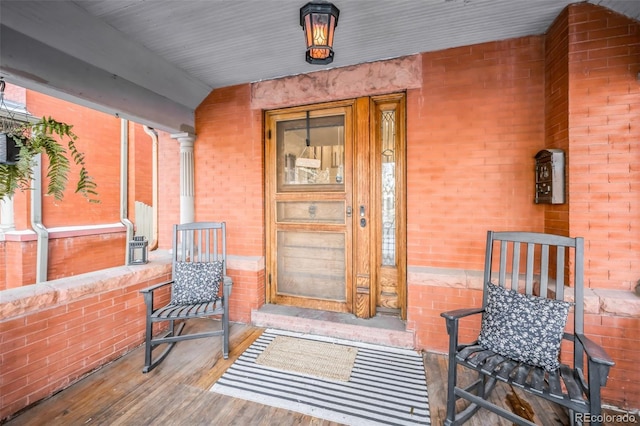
[352,97,372,317]
[264,100,355,313]
[370,93,407,320]
[264,94,406,320]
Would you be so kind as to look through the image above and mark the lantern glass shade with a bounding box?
[300,2,339,64]
[128,236,149,265]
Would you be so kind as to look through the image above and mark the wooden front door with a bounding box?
[265,94,406,319]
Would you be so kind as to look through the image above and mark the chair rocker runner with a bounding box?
[141,222,232,373]
[441,231,614,426]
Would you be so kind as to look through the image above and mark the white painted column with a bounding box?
[171,132,196,224]
[0,196,14,232]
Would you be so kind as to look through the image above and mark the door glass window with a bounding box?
[381,110,396,266]
[277,115,344,192]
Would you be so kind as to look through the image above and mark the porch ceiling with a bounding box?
[1,0,639,133]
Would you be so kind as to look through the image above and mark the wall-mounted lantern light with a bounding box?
[128,235,149,265]
[300,2,340,65]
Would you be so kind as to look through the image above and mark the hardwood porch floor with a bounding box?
[5,319,624,426]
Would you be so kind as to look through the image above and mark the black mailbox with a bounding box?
[535,149,565,204]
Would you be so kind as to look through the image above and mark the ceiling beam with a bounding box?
[0,0,215,133]
[1,1,212,108]
[1,25,194,133]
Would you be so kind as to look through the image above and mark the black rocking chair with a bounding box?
[441,231,614,426]
[140,222,232,373]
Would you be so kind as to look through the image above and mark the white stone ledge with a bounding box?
[0,252,172,320]
[251,54,422,110]
[408,265,640,318]
[594,289,640,318]
[0,251,265,320]
[1,223,126,242]
[408,266,484,290]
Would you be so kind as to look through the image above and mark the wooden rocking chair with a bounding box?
[140,222,232,373]
[441,231,614,425]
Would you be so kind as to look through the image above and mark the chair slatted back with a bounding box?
[172,222,227,277]
[483,231,585,337]
[141,220,232,372]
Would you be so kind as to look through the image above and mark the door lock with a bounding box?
[360,205,366,228]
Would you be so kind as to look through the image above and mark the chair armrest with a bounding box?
[440,307,484,321]
[440,307,484,340]
[576,333,615,366]
[223,275,233,297]
[140,280,173,294]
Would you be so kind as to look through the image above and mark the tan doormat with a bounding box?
[255,335,358,381]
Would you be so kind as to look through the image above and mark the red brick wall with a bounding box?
[1,90,138,286]
[0,266,171,421]
[590,314,640,408]
[1,1,637,416]
[406,36,548,374]
[0,243,5,291]
[227,267,266,323]
[156,130,181,249]
[564,3,640,408]
[566,4,640,292]
[544,7,571,237]
[187,85,265,323]
[411,4,639,410]
[194,85,265,257]
[6,147,31,231]
[182,7,639,409]
[409,285,483,353]
[407,37,546,270]
[26,91,121,227]
[47,233,126,280]
[130,122,153,208]
[2,241,37,289]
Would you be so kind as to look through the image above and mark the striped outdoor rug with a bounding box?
[210,329,431,425]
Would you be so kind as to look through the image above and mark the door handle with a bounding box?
[346,206,352,217]
[360,205,366,228]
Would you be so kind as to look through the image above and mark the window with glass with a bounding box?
[276,114,344,192]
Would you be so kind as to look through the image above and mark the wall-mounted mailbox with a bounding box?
[535,149,565,204]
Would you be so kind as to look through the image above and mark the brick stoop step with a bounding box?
[251,304,415,349]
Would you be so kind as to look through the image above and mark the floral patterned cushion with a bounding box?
[171,261,223,305]
[477,283,571,372]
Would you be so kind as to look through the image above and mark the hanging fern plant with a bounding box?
[0,116,99,203]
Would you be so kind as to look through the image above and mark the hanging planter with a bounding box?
[0,116,99,202]
[0,132,23,165]
[0,78,98,202]
[0,78,22,165]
